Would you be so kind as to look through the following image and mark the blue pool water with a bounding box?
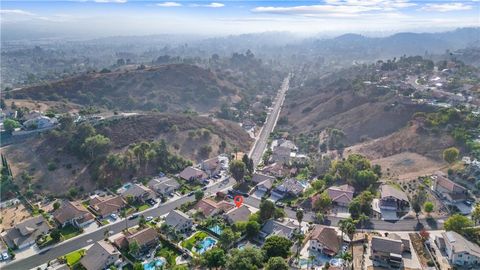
[329,258,344,267]
[209,225,222,235]
[196,237,217,254]
[143,258,165,270]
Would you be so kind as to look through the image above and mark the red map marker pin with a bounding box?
[234,195,243,208]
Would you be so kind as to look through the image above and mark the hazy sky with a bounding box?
[1,0,479,38]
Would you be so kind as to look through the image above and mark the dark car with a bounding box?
[146,199,156,206]
[128,213,139,220]
[187,191,194,196]
[201,186,208,191]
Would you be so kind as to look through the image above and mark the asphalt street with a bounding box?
[249,75,290,166]
[4,178,236,270]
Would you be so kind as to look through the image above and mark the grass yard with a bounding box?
[101,219,110,225]
[63,249,85,266]
[60,224,82,240]
[181,231,208,251]
[137,204,150,211]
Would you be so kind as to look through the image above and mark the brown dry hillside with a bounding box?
[284,90,433,144]
[346,121,455,161]
[95,113,252,159]
[8,64,239,112]
[2,113,252,197]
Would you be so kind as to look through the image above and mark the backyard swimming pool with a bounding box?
[330,258,345,267]
[209,225,223,235]
[195,237,217,254]
[143,257,165,270]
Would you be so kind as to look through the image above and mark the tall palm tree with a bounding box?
[338,218,356,248]
[295,210,304,260]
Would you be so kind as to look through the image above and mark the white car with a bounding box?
[146,216,154,222]
[2,252,9,261]
[110,213,118,220]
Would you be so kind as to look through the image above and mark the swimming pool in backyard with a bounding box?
[143,257,165,270]
[209,225,223,235]
[194,237,217,254]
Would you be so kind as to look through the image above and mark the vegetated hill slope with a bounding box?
[9,64,239,112]
[345,121,454,180]
[2,113,252,197]
[281,68,434,145]
[95,114,252,157]
[346,121,455,161]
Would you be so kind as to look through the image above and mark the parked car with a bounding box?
[201,186,208,191]
[128,213,139,220]
[2,252,9,261]
[110,213,118,220]
[146,198,156,206]
[188,192,194,196]
[275,202,285,208]
[146,216,154,222]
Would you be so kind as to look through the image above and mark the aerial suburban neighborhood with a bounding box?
[1,3,480,270]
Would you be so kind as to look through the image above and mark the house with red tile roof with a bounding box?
[195,198,234,217]
[325,184,355,207]
[53,201,95,228]
[309,225,341,256]
[433,171,468,203]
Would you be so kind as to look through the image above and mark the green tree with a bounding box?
[129,240,140,255]
[81,134,111,161]
[202,247,226,270]
[245,220,260,239]
[195,190,204,201]
[443,147,460,164]
[53,201,60,211]
[3,119,20,134]
[424,201,434,216]
[262,235,293,259]
[348,191,373,219]
[353,170,378,191]
[50,229,61,242]
[295,209,304,258]
[227,247,264,270]
[265,257,289,270]
[242,154,254,175]
[338,218,357,243]
[259,200,276,221]
[444,214,473,233]
[133,262,143,270]
[472,203,480,225]
[219,228,239,250]
[412,196,422,220]
[313,191,332,212]
[229,160,246,182]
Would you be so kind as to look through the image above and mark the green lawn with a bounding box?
[64,249,85,266]
[137,204,150,211]
[181,231,208,251]
[101,219,110,225]
[60,225,82,240]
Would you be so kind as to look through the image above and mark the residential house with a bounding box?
[252,173,276,185]
[224,206,252,224]
[433,172,468,203]
[164,210,193,233]
[436,231,480,266]
[53,201,95,228]
[271,146,291,164]
[80,240,121,270]
[388,233,411,253]
[259,219,296,240]
[379,185,409,211]
[242,119,256,130]
[147,176,180,197]
[89,196,126,219]
[3,216,50,249]
[120,183,155,203]
[179,166,208,182]
[200,157,222,177]
[196,198,234,217]
[260,163,289,178]
[309,225,341,256]
[23,116,58,130]
[115,227,159,256]
[271,178,306,199]
[255,178,275,194]
[325,184,355,207]
[370,236,405,269]
[273,139,298,152]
